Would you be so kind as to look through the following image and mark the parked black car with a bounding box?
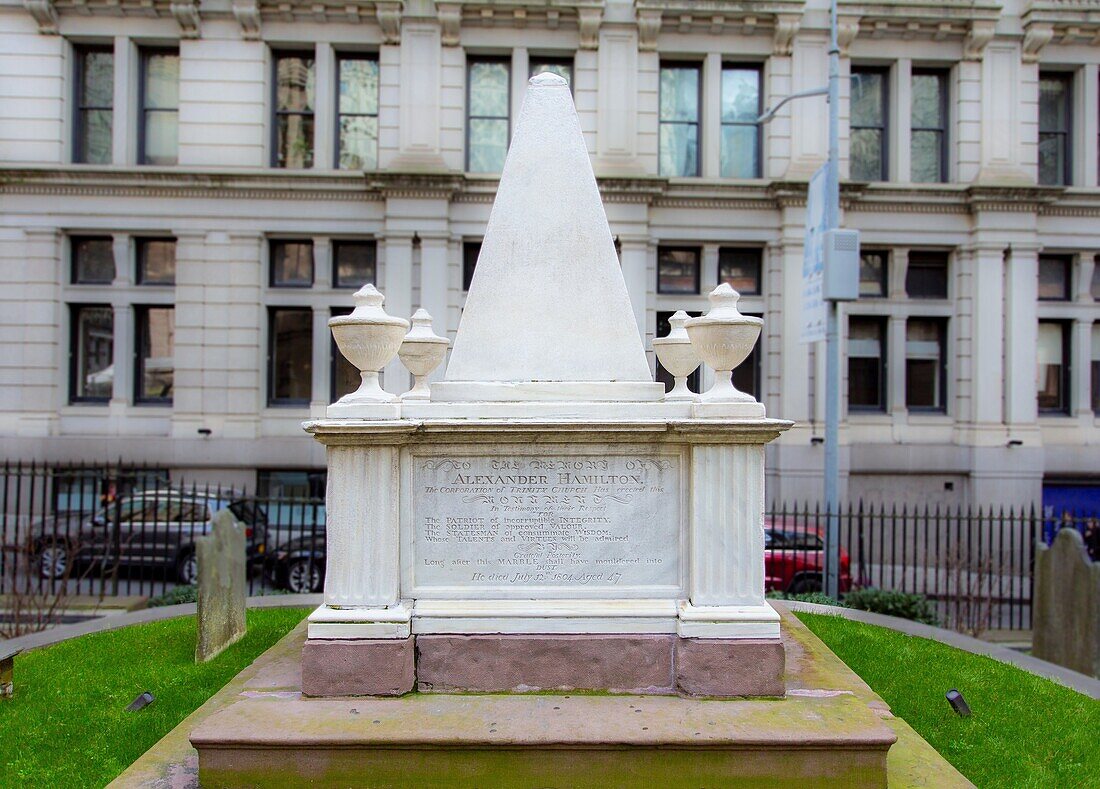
[30,489,268,584]
[264,532,325,593]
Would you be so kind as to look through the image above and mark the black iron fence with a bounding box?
[2,462,1095,636]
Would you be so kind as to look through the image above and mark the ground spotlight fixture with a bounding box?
[945,689,971,717]
[197,428,212,437]
[1007,439,1023,448]
[126,691,155,712]
[811,436,824,445]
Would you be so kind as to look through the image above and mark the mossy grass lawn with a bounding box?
[1,607,310,788]
[798,611,1100,789]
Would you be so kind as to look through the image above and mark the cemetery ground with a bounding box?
[1,606,1096,788]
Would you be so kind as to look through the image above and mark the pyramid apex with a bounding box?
[529,72,568,88]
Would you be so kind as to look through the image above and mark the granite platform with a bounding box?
[110,605,973,788]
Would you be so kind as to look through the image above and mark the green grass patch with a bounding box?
[1,607,309,788]
[797,611,1100,789]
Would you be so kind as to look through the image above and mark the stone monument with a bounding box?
[301,72,791,697]
[195,510,247,663]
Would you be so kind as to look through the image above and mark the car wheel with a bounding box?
[177,550,198,585]
[285,559,323,593]
[38,542,69,580]
[789,575,822,595]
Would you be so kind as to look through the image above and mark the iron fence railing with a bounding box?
[2,461,1095,635]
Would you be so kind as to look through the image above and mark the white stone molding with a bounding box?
[836,14,860,55]
[578,6,602,50]
[170,0,201,39]
[23,0,58,34]
[772,13,800,56]
[324,445,401,608]
[1022,22,1054,63]
[636,8,662,51]
[376,1,403,43]
[437,2,461,45]
[232,0,262,40]
[964,20,996,61]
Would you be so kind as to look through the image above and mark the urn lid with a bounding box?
[684,284,763,329]
[402,308,450,346]
[652,310,693,347]
[328,284,410,330]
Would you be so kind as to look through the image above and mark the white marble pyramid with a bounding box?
[434,73,662,403]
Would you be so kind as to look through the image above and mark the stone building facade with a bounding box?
[1,0,1098,508]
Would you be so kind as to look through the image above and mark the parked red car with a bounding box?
[764,518,852,594]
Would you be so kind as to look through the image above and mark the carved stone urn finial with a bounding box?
[328,284,410,404]
[652,310,701,402]
[398,309,450,400]
[684,284,763,403]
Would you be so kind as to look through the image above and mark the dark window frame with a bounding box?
[1039,70,1073,186]
[138,46,180,166]
[267,306,313,406]
[329,305,356,403]
[271,49,317,169]
[73,43,113,164]
[850,65,890,182]
[910,67,949,183]
[133,304,174,405]
[334,52,380,170]
[465,56,512,173]
[332,239,377,289]
[1038,254,1073,301]
[69,302,114,404]
[905,250,950,300]
[719,62,763,179]
[269,239,315,288]
[717,247,763,295]
[256,468,327,499]
[1037,319,1073,415]
[135,237,176,285]
[658,60,703,178]
[905,317,947,413]
[847,315,888,412]
[657,245,701,295]
[70,235,115,284]
[859,249,889,298]
[463,240,481,292]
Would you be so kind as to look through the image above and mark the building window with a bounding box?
[848,316,886,411]
[906,251,949,299]
[135,306,174,404]
[139,49,179,165]
[74,45,113,164]
[850,67,888,182]
[271,240,314,287]
[720,65,761,178]
[1038,255,1072,301]
[269,307,312,404]
[463,241,481,291]
[337,55,379,170]
[1092,323,1100,414]
[330,306,359,402]
[734,316,762,400]
[718,248,762,295]
[273,51,316,168]
[136,238,176,285]
[71,237,115,284]
[467,59,510,174]
[530,57,572,85]
[657,246,700,294]
[906,318,946,411]
[659,63,701,177]
[859,250,888,297]
[333,240,376,289]
[1039,72,1072,186]
[911,69,947,183]
[1037,320,1071,414]
[70,305,113,402]
[257,469,326,499]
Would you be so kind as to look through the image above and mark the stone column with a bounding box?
[888,314,907,418]
[1005,245,1039,428]
[963,243,1005,428]
[382,232,412,393]
[109,234,133,412]
[112,36,135,165]
[701,52,721,178]
[618,238,649,357]
[314,43,336,169]
[389,22,446,170]
[595,26,642,175]
[419,234,450,382]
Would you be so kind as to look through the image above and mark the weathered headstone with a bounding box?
[0,646,18,698]
[195,510,247,663]
[1033,528,1100,678]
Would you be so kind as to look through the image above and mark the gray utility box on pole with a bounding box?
[822,229,860,302]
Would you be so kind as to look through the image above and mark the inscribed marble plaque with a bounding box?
[410,452,682,595]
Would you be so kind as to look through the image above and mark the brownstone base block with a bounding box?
[301,637,415,697]
[676,638,786,697]
[416,634,677,693]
